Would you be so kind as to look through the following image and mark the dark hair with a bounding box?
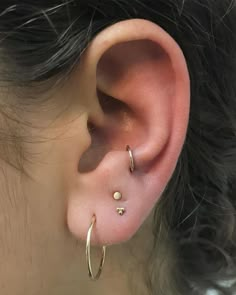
[0,1,236,294]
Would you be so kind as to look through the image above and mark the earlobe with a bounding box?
[66,19,190,245]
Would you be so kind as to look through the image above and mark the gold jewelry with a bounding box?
[86,215,106,281]
[126,145,135,173]
[113,191,122,201]
[116,208,126,216]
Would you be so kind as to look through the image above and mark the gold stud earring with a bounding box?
[113,191,122,201]
[116,208,126,216]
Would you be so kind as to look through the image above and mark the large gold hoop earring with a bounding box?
[86,215,106,281]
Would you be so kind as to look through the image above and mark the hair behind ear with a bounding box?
[149,1,236,292]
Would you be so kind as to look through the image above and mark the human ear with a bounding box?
[66,19,190,245]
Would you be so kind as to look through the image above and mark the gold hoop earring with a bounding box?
[126,145,135,173]
[86,215,106,281]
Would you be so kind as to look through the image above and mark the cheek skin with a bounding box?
[12,111,92,290]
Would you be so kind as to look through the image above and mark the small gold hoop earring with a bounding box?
[126,145,135,173]
[86,215,106,281]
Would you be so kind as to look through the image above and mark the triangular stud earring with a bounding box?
[116,208,126,216]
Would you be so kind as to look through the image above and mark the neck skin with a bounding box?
[0,165,153,295]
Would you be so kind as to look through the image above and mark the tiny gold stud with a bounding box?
[116,208,126,216]
[113,192,122,201]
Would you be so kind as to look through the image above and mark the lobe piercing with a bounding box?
[113,191,122,201]
[116,208,126,216]
[86,215,106,280]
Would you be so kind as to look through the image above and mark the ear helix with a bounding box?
[86,145,136,280]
